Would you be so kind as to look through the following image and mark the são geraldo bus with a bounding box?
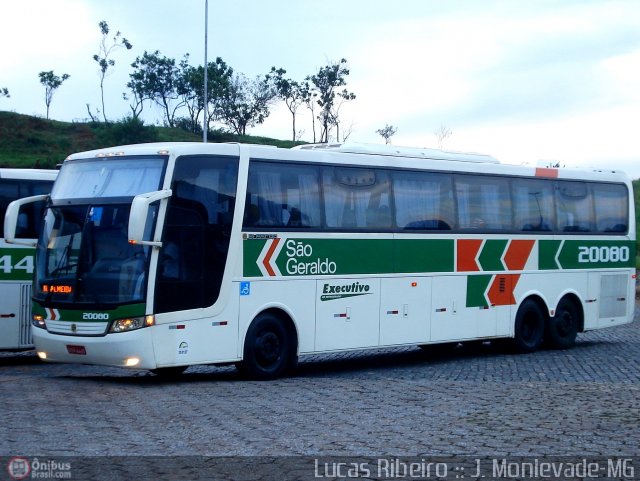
[1,168,57,350]
[4,143,635,378]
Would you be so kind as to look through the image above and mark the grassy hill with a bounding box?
[0,111,299,168]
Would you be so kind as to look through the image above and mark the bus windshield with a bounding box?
[35,155,166,306]
[51,157,165,200]
[34,204,153,306]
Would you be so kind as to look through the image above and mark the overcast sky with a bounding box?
[1,0,639,177]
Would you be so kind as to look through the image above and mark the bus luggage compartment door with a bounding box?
[315,278,380,351]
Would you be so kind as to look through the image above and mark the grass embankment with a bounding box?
[0,111,300,169]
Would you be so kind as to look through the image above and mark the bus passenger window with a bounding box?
[0,179,52,239]
[393,171,454,230]
[592,183,628,233]
[244,161,321,229]
[555,182,594,232]
[512,178,555,232]
[323,167,392,230]
[455,175,513,231]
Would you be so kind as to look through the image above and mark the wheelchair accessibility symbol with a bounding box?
[240,282,251,296]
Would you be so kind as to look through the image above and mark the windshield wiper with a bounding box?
[45,232,77,303]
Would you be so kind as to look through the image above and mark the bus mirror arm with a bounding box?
[128,189,172,247]
[3,194,49,246]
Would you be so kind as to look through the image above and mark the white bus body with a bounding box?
[1,168,57,350]
[6,143,635,377]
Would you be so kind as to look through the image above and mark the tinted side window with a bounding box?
[592,183,628,233]
[323,167,392,230]
[156,155,239,313]
[456,175,513,230]
[0,180,20,236]
[0,179,53,239]
[555,182,594,232]
[393,171,455,230]
[244,162,321,228]
[512,178,555,231]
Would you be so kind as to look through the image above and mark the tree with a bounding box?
[434,124,452,149]
[93,20,132,122]
[38,71,70,119]
[217,73,276,135]
[308,59,356,143]
[0,87,9,98]
[300,80,317,142]
[376,124,397,144]
[128,50,183,127]
[177,56,234,134]
[268,67,306,142]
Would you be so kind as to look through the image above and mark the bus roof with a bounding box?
[63,142,630,184]
[0,168,58,181]
[293,142,500,164]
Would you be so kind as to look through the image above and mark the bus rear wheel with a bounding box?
[546,297,579,349]
[512,299,545,353]
[239,313,294,380]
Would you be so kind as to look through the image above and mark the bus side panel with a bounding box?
[151,299,241,367]
[238,279,316,355]
[0,283,22,349]
[593,271,634,329]
[379,277,431,345]
[431,276,498,342]
[315,278,380,351]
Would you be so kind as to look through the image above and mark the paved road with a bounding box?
[1,305,638,460]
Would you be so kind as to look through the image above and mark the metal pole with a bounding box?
[203,0,208,142]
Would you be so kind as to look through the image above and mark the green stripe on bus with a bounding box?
[539,240,635,270]
[274,239,395,276]
[557,240,636,269]
[393,239,454,273]
[243,237,635,277]
[466,275,492,308]
[244,238,455,277]
[538,240,562,270]
[0,247,36,281]
[478,240,508,271]
[32,302,146,322]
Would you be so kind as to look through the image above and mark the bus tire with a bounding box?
[546,297,579,349]
[240,313,294,380]
[512,298,545,353]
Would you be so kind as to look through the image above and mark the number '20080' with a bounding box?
[578,246,630,263]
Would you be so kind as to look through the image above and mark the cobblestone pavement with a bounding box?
[1,305,638,458]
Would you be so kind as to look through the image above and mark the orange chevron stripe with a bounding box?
[457,239,482,272]
[262,238,281,277]
[487,274,520,306]
[504,240,535,270]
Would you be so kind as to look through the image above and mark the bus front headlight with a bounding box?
[109,315,155,333]
[32,315,46,329]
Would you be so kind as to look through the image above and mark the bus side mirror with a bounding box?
[4,194,49,246]
[128,189,172,247]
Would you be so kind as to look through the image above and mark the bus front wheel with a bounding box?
[512,299,546,353]
[239,313,295,380]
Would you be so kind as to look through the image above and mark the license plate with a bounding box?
[66,345,87,355]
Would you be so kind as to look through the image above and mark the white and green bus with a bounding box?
[4,143,635,377]
[1,168,57,350]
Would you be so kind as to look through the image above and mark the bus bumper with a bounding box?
[32,327,157,369]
